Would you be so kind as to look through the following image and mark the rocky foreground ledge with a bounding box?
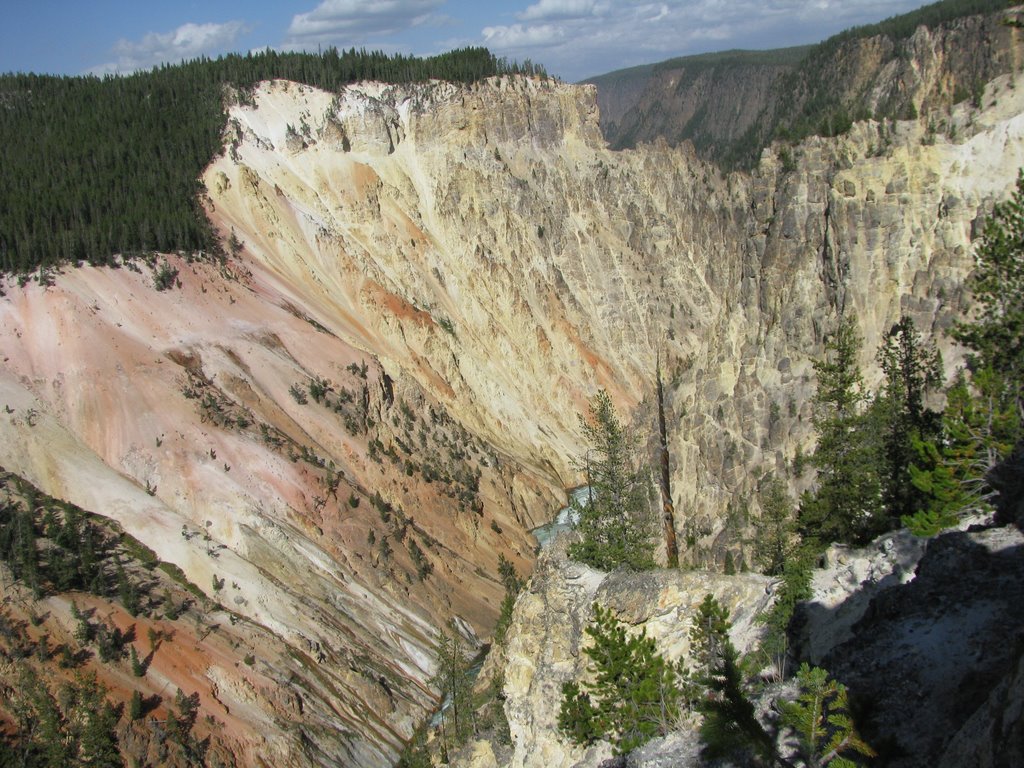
[457,534,773,768]
[456,515,1024,768]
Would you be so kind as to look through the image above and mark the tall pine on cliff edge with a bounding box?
[569,391,655,571]
[799,315,885,545]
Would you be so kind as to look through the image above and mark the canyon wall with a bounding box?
[206,64,1024,566]
[2,29,1024,763]
[590,7,1020,166]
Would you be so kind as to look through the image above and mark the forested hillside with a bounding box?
[0,47,544,274]
[589,0,1015,168]
[585,47,810,156]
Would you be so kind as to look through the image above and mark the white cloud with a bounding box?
[285,0,446,46]
[88,21,248,75]
[483,23,564,49]
[481,0,929,81]
[519,0,609,22]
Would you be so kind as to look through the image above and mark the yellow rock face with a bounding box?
[207,72,1024,560]
[3,63,1024,764]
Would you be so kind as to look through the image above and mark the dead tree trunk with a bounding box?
[657,354,679,568]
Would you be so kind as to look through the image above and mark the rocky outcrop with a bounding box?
[793,519,1024,767]
[475,516,1024,768]
[477,535,773,768]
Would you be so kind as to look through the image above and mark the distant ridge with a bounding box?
[584,0,1015,168]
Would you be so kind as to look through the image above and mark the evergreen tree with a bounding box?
[167,689,201,750]
[6,666,124,767]
[432,624,474,758]
[693,596,776,766]
[559,603,682,754]
[117,562,140,616]
[493,554,524,646]
[129,690,144,721]
[699,641,777,766]
[779,664,875,767]
[875,316,943,523]
[689,594,732,680]
[753,474,798,577]
[800,315,885,544]
[905,371,1009,532]
[65,672,123,768]
[130,645,146,677]
[395,723,433,768]
[951,169,1024,422]
[909,171,1024,530]
[568,390,655,571]
[756,547,815,679]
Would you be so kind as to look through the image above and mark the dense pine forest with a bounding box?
[0,47,545,275]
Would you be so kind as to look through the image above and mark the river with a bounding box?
[531,486,592,549]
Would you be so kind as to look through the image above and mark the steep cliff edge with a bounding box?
[467,535,773,768]
[207,65,1024,566]
[796,520,1024,766]
[585,47,809,157]
[591,3,1020,167]
[464,516,1024,768]
[3,33,1024,763]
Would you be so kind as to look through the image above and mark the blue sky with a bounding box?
[2,1,937,82]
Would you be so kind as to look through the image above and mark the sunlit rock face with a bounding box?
[207,68,1024,565]
[0,253,556,764]
[3,45,1024,763]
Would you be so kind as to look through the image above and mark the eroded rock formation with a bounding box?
[2,29,1024,762]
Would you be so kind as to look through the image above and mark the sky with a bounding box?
[1,1,937,83]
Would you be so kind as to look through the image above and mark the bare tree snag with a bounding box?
[657,353,679,568]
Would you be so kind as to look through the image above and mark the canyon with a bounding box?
[2,11,1024,766]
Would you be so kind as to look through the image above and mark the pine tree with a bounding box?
[908,365,1019,524]
[689,594,732,679]
[129,690,144,721]
[693,596,776,766]
[779,664,875,767]
[66,672,123,768]
[699,641,776,766]
[130,645,146,677]
[875,316,943,523]
[569,390,655,571]
[559,603,682,754]
[951,169,1024,422]
[493,555,524,646]
[801,315,885,544]
[432,625,474,757]
[753,474,798,577]
[909,172,1024,530]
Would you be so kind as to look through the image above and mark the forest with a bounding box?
[0,46,545,275]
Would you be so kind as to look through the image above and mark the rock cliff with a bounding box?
[2,26,1024,764]
[798,520,1024,766]
[467,515,1024,768]
[589,5,1020,167]
[207,63,1024,567]
[466,535,772,768]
